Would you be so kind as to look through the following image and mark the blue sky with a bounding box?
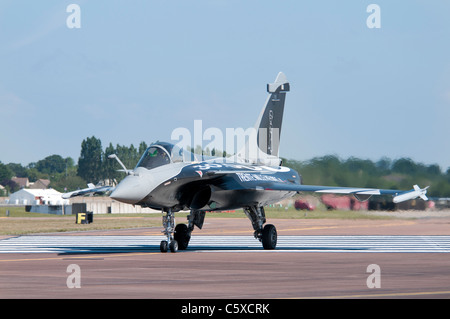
[1,1,450,170]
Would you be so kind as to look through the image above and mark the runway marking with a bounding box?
[279,220,416,233]
[1,235,450,254]
[0,252,158,263]
[142,220,416,236]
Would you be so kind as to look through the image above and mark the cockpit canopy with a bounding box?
[136,142,199,170]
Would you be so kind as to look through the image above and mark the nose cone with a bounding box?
[110,175,149,204]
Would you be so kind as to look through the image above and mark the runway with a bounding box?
[1,235,450,254]
[1,217,450,299]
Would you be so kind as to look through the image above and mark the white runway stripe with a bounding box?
[1,235,450,254]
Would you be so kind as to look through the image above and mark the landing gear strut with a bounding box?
[160,209,178,253]
[160,209,206,252]
[243,206,277,250]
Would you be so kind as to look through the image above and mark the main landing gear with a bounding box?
[160,209,205,253]
[243,206,277,250]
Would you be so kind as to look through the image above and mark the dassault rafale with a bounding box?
[63,72,428,252]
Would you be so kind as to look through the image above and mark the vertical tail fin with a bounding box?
[259,72,289,158]
[236,72,290,166]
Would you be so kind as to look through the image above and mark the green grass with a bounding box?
[0,206,162,235]
[0,206,392,236]
[0,206,42,217]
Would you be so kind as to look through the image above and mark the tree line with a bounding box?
[283,156,450,198]
[1,136,450,197]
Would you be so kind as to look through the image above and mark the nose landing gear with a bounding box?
[160,209,205,253]
[160,209,178,253]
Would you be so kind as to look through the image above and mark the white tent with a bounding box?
[8,189,69,205]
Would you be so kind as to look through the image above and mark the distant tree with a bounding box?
[6,163,28,178]
[426,164,441,176]
[51,175,87,193]
[344,157,377,175]
[138,141,148,155]
[129,144,139,167]
[77,136,103,183]
[115,144,138,171]
[0,162,14,183]
[1,179,20,194]
[375,157,392,174]
[26,167,47,183]
[103,143,118,184]
[392,158,418,175]
[65,157,75,169]
[36,155,66,175]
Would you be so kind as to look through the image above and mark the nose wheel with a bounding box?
[159,240,178,253]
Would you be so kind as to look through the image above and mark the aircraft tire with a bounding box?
[174,224,191,250]
[261,224,277,250]
[169,240,178,253]
[160,240,168,253]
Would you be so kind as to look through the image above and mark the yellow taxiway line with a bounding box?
[298,290,450,299]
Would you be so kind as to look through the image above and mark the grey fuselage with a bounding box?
[110,154,301,213]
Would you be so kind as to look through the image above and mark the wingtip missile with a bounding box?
[393,185,429,203]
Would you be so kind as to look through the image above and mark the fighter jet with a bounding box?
[63,72,428,252]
